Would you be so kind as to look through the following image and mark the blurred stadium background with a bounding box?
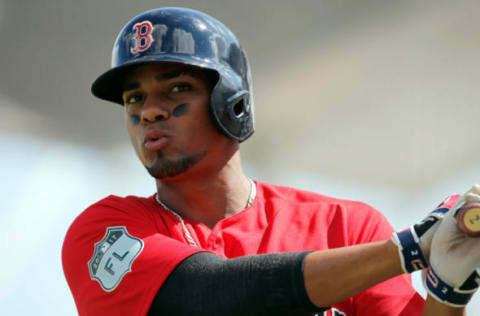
[1,0,480,314]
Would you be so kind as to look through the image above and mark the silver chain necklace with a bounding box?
[155,179,256,247]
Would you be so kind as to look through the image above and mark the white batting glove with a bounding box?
[426,184,480,307]
[391,194,459,273]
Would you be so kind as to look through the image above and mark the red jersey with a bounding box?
[62,181,424,316]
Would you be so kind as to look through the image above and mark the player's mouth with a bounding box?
[144,137,169,151]
[143,130,171,151]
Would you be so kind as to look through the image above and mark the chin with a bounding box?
[145,151,207,180]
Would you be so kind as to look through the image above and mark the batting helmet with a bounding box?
[91,7,254,141]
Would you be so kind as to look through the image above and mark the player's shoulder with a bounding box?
[257,181,376,213]
[77,194,155,221]
[64,194,156,243]
[256,181,392,243]
[94,193,155,208]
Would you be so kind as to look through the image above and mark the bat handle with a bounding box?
[456,202,480,237]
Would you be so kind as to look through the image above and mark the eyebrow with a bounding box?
[122,67,204,93]
[155,68,205,81]
[123,82,140,92]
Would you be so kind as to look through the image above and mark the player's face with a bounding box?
[122,63,224,179]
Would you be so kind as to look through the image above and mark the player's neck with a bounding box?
[155,151,252,228]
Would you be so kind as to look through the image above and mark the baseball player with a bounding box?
[62,7,480,316]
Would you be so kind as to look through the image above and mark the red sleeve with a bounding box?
[345,201,425,316]
[61,196,205,316]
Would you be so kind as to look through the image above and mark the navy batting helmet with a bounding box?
[91,7,254,141]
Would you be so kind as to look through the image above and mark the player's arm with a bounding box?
[149,251,323,316]
[149,240,463,316]
[303,188,479,313]
[422,296,466,316]
[303,239,465,315]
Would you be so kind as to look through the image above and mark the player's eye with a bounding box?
[171,84,192,93]
[124,93,144,105]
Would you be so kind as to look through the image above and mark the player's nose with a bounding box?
[140,94,170,124]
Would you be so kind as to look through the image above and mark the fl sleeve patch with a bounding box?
[88,226,144,292]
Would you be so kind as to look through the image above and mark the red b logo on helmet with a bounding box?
[131,21,153,53]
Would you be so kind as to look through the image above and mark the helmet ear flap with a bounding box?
[210,89,253,142]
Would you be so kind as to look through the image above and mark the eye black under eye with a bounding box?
[129,114,141,125]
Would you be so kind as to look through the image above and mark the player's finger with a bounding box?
[464,193,480,204]
[472,184,480,195]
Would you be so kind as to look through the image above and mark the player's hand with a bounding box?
[426,184,480,307]
[391,194,459,273]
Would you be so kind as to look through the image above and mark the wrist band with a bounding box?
[393,227,428,273]
[425,267,476,307]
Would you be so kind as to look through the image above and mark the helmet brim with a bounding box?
[91,55,220,105]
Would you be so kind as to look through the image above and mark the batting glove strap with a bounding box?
[392,227,428,273]
[425,267,477,307]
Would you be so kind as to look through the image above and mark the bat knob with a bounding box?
[456,202,480,237]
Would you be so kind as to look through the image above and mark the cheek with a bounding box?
[126,124,148,161]
[124,118,159,166]
[126,128,141,155]
[172,103,191,117]
[130,137,157,166]
[187,109,222,143]
[175,101,212,130]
